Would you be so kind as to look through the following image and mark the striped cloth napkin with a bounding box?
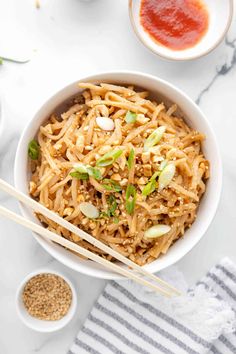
[69,258,236,354]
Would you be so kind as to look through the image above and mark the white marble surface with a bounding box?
[0,0,236,353]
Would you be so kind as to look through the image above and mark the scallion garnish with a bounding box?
[96,149,123,167]
[72,163,88,174]
[125,184,136,215]
[142,170,159,196]
[150,170,160,181]
[102,179,122,192]
[144,126,166,152]
[70,171,89,180]
[86,166,102,180]
[142,179,156,196]
[28,140,40,160]
[159,159,168,171]
[70,164,102,180]
[158,163,176,191]
[127,148,135,171]
[125,111,137,124]
[0,58,3,65]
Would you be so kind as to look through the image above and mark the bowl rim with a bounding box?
[128,0,234,61]
[14,70,222,279]
[15,268,77,332]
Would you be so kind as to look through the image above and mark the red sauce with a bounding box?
[140,0,209,50]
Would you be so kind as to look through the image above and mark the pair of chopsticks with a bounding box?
[0,178,180,297]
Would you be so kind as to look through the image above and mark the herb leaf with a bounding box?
[28,140,40,160]
[96,149,123,167]
[107,195,117,216]
[127,148,135,171]
[100,194,118,219]
[102,179,122,192]
[125,111,137,124]
[0,58,3,65]
[125,184,136,215]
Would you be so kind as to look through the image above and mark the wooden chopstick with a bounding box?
[0,178,180,296]
[0,205,172,297]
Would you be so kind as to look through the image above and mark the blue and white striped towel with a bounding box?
[69,258,236,354]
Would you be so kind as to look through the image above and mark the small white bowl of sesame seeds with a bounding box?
[16,268,77,332]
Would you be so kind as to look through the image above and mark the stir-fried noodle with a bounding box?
[29,83,209,265]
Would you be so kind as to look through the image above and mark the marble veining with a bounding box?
[0,0,236,353]
[196,36,236,104]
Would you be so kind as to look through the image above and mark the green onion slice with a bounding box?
[125,111,137,124]
[96,149,123,167]
[144,224,171,239]
[72,163,88,174]
[28,140,40,160]
[70,171,89,180]
[127,148,135,171]
[70,164,102,180]
[159,159,168,171]
[102,179,122,192]
[144,126,166,152]
[125,184,136,215]
[142,179,156,196]
[86,166,102,180]
[150,170,160,181]
[158,163,176,191]
[143,170,161,196]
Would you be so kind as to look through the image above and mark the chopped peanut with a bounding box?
[149,146,161,154]
[143,164,152,177]
[111,173,121,181]
[77,195,85,203]
[118,155,127,170]
[120,178,128,186]
[44,124,53,134]
[29,181,37,194]
[99,145,111,154]
[63,207,73,216]
[136,114,150,125]
[137,177,148,185]
[72,233,81,242]
[141,152,150,164]
[152,156,164,163]
[76,135,85,152]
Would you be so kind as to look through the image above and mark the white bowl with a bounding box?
[14,71,222,279]
[129,0,233,61]
[16,268,77,332]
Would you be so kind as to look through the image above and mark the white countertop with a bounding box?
[0,0,236,353]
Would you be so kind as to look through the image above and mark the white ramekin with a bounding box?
[16,268,77,332]
[14,71,222,279]
[129,0,233,61]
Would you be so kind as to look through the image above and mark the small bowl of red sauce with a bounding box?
[129,0,233,61]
